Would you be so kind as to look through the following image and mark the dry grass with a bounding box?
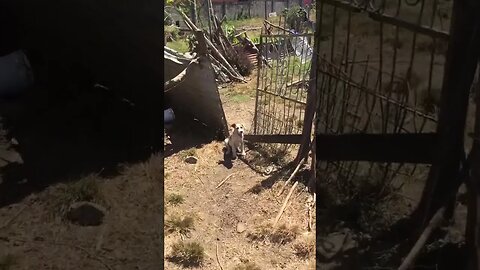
[168,241,205,267]
[166,216,193,235]
[165,214,195,236]
[247,223,299,245]
[50,174,104,218]
[293,234,315,259]
[143,153,164,182]
[233,260,262,270]
[178,147,198,160]
[166,193,185,206]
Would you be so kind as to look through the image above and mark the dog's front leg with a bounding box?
[239,140,246,156]
[224,138,231,155]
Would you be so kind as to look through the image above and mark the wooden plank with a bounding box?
[244,134,303,144]
[316,133,438,164]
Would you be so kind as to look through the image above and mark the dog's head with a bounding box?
[231,123,245,136]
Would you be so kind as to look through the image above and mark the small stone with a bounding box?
[10,138,19,145]
[184,156,198,164]
[66,201,106,226]
[236,222,246,233]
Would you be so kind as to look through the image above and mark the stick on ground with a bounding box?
[216,242,224,270]
[216,173,237,189]
[273,181,299,228]
[277,159,305,197]
[398,207,446,270]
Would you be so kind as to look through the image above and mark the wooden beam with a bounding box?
[244,134,303,144]
[316,133,438,164]
[414,0,480,230]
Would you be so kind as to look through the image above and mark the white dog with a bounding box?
[224,123,246,159]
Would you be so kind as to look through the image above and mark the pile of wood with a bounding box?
[175,8,245,83]
[174,0,273,84]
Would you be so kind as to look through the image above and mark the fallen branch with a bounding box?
[216,173,237,189]
[237,26,262,31]
[216,242,224,270]
[264,20,291,33]
[277,158,306,197]
[286,80,308,88]
[273,181,299,228]
[398,207,446,270]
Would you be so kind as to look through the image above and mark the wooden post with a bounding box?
[191,0,198,25]
[206,0,213,36]
[413,0,480,232]
[222,2,226,18]
[264,0,267,19]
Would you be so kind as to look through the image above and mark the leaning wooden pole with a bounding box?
[413,0,480,232]
[294,11,318,165]
[398,207,446,270]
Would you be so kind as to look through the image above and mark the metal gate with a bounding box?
[314,0,453,194]
[252,30,314,157]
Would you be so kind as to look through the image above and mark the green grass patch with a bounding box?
[230,94,251,103]
[166,39,190,53]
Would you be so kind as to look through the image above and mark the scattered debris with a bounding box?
[317,230,358,261]
[66,201,106,226]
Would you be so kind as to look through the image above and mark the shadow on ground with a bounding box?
[315,194,469,269]
[164,111,222,159]
[0,80,162,207]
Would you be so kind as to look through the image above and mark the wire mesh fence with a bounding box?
[252,21,314,158]
[315,0,453,197]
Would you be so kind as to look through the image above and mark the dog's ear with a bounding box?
[231,123,237,128]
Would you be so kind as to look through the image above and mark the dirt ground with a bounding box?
[0,83,163,269]
[0,156,162,270]
[163,75,316,270]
